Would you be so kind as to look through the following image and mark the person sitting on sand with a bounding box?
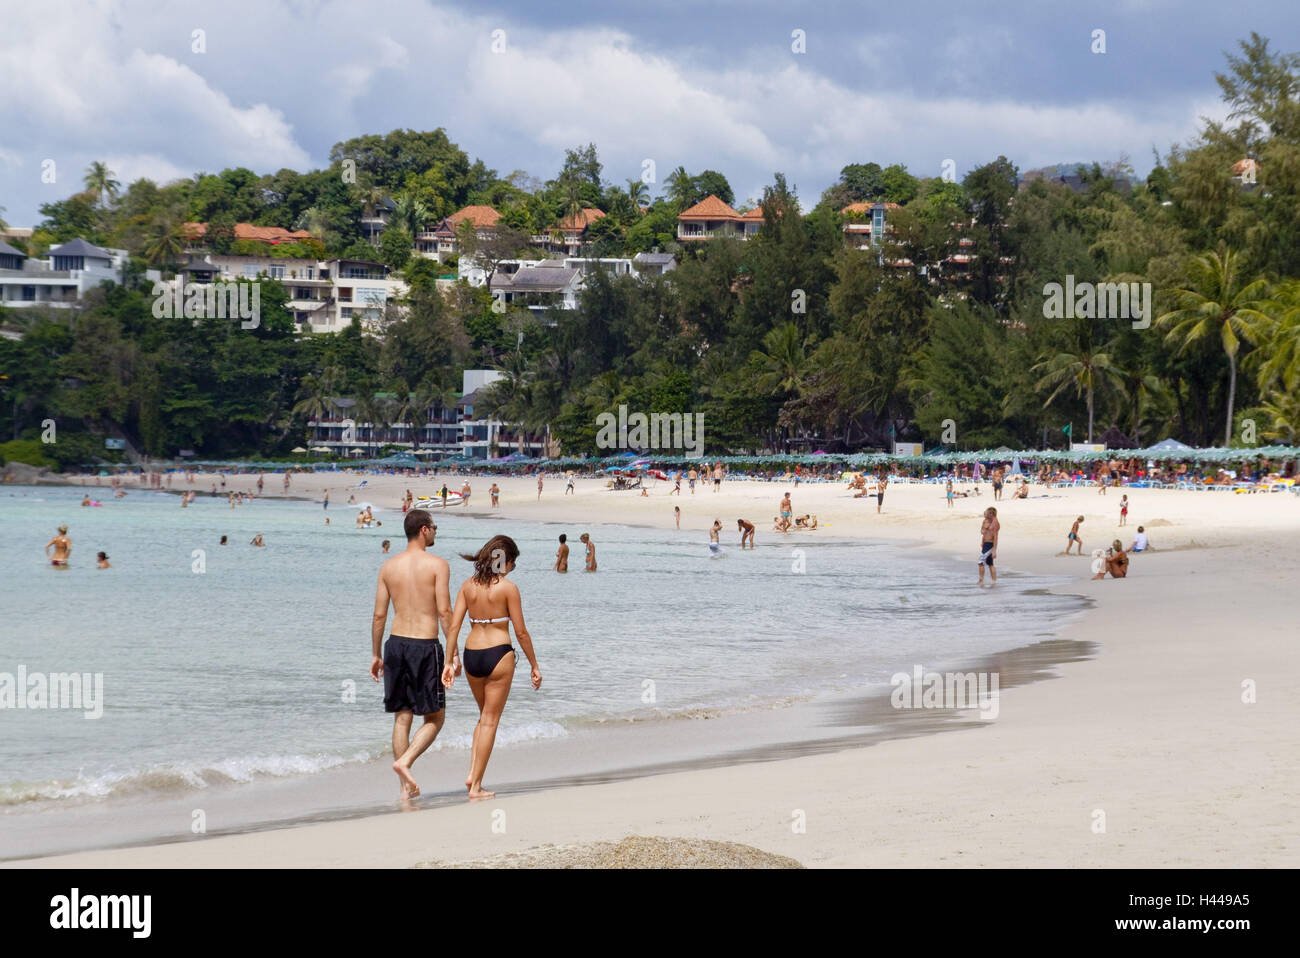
[1066,516,1084,555]
[1013,481,1028,499]
[1130,526,1151,553]
[580,533,596,571]
[738,518,755,548]
[1108,542,1129,578]
[96,551,111,569]
[370,509,454,801]
[441,535,541,801]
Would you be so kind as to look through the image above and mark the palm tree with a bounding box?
[0,204,8,233]
[1032,326,1123,444]
[479,352,533,454]
[1256,388,1300,443]
[353,392,392,451]
[292,367,344,438]
[626,178,649,208]
[83,161,120,208]
[751,322,808,395]
[390,195,430,236]
[1252,279,1300,397]
[141,208,189,272]
[1156,246,1271,445]
[666,166,693,209]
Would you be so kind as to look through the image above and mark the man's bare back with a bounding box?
[374,549,450,640]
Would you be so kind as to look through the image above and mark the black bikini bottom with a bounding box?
[463,644,516,678]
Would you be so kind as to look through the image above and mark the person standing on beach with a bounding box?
[674,505,681,529]
[579,533,596,571]
[441,535,541,800]
[1066,516,1085,555]
[440,483,449,509]
[738,518,755,549]
[323,490,329,510]
[946,478,954,508]
[876,473,888,514]
[1119,494,1129,527]
[713,463,723,492]
[688,468,697,494]
[256,474,264,495]
[490,483,500,507]
[671,473,681,495]
[370,509,454,800]
[461,480,472,508]
[780,492,793,525]
[45,525,72,567]
[565,473,575,495]
[978,507,999,586]
[537,475,544,501]
[554,534,569,572]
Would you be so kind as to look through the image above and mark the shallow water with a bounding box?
[1,484,1081,809]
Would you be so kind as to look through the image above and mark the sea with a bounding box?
[0,483,1087,857]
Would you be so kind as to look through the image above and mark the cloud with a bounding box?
[0,0,1226,224]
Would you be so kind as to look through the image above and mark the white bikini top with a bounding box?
[468,615,509,624]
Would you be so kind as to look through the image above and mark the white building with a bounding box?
[0,238,125,309]
[164,254,407,332]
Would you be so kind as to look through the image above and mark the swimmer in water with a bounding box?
[96,551,110,569]
[554,534,569,573]
[579,533,596,571]
[45,525,71,567]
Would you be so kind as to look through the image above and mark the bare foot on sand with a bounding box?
[467,784,495,801]
[394,760,420,799]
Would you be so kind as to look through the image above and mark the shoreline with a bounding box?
[8,473,1299,867]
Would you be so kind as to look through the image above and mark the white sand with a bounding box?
[16,470,1300,867]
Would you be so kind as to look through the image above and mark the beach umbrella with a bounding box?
[291,446,307,453]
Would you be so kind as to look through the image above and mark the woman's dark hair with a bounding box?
[460,535,520,584]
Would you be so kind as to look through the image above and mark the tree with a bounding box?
[1156,246,1270,444]
[1032,321,1123,444]
[83,161,121,209]
[141,208,190,272]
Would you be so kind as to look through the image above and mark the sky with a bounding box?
[0,0,1295,227]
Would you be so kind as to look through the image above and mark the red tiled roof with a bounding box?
[184,222,315,244]
[556,207,606,231]
[738,206,765,220]
[448,205,502,229]
[839,201,902,214]
[678,195,740,220]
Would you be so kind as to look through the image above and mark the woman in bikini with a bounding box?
[442,535,541,800]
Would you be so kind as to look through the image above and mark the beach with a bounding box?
[8,470,1299,867]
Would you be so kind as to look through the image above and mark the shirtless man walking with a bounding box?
[45,525,72,568]
[370,508,455,800]
[978,507,999,586]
